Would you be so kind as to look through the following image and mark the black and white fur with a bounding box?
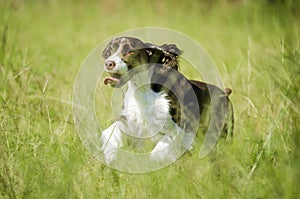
[100,37,234,163]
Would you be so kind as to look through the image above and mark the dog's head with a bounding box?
[102,37,182,87]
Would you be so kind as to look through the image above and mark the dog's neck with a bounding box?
[126,82,152,106]
[125,65,155,92]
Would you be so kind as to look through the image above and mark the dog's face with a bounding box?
[102,37,181,87]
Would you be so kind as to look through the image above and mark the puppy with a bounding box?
[100,37,234,163]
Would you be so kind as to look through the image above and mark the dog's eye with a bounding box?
[125,50,135,55]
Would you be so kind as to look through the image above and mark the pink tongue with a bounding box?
[104,77,119,86]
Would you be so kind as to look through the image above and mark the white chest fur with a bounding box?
[100,66,185,163]
[120,81,171,138]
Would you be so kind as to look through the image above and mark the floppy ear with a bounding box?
[160,44,182,70]
[149,44,182,96]
[146,43,182,70]
[160,44,182,56]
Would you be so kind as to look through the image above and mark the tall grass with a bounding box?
[0,0,299,198]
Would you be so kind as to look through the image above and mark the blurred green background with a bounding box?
[1,0,300,198]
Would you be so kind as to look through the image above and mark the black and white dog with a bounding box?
[100,37,234,163]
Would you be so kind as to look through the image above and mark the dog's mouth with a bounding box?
[104,73,122,87]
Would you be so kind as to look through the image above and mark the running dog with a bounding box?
[100,37,234,163]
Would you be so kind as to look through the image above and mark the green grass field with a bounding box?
[1,0,300,198]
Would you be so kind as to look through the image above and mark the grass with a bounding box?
[1,0,300,198]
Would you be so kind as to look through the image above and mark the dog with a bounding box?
[100,37,234,163]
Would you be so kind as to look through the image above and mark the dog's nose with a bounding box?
[104,60,116,70]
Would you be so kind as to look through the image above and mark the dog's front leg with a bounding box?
[150,122,184,162]
[100,122,123,163]
[150,135,175,161]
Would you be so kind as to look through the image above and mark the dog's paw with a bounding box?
[100,122,123,163]
[150,136,181,162]
[101,143,118,164]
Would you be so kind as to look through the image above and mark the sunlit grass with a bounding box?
[0,0,299,198]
